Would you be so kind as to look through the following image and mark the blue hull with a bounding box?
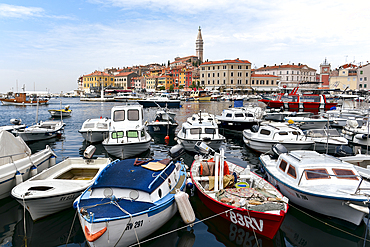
[137,101,180,108]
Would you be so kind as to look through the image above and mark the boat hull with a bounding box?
[103,140,151,159]
[217,120,259,132]
[137,100,180,108]
[177,137,224,152]
[79,130,109,143]
[0,99,49,106]
[147,123,177,135]
[243,135,313,153]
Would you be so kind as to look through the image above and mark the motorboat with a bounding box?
[102,104,152,159]
[79,117,111,143]
[0,130,56,199]
[260,144,370,226]
[304,128,348,154]
[0,92,49,106]
[215,105,264,132]
[190,142,288,239]
[335,146,370,170]
[259,87,337,114]
[146,109,178,135]
[48,105,72,118]
[12,120,65,142]
[75,157,189,247]
[188,90,211,101]
[284,115,329,130]
[114,92,142,102]
[264,109,312,122]
[11,146,112,221]
[0,119,26,133]
[137,94,181,108]
[243,122,314,153]
[177,111,225,152]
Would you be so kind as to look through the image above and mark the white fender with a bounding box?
[50,156,56,167]
[15,171,23,185]
[30,165,37,177]
[175,189,195,224]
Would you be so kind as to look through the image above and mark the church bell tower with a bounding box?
[196,27,204,63]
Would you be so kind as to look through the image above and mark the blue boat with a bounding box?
[76,157,187,246]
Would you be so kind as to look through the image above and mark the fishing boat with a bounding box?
[0,130,56,199]
[242,122,314,153]
[12,120,65,142]
[137,94,181,108]
[146,109,178,135]
[176,111,226,152]
[190,142,288,239]
[11,146,111,221]
[79,117,111,143]
[259,87,337,114]
[0,92,49,106]
[216,105,264,131]
[102,104,151,159]
[260,144,370,226]
[48,105,72,118]
[304,128,348,154]
[75,156,189,247]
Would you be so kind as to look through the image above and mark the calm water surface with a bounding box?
[0,98,369,247]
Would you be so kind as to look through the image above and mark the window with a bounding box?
[235,113,244,118]
[266,80,269,85]
[231,72,234,76]
[246,72,248,76]
[114,110,125,121]
[360,84,362,88]
[287,165,297,178]
[238,65,242,69]
[190,128,201,134]
[112,131,124,139]
[305,168,330,180]
[252,80,254,85]
[205,128,216,134]
[128,109,139,121]
[224,72,226,77]
[287,71,289,74]
[332,169,358,180]
[360,71,363,74]
[231,79,233,84]
[260,129,271,135]
[278,131,288,135]
[365,77,368,81]
[127,130,138,138]
[226,113,232,117]
[231,65,233,69]
[279,160,288,172]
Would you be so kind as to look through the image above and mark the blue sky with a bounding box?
[1,0,369,93]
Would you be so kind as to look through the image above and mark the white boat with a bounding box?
[177,111,225,152]
[264,110,312,122]
[76,157,188,247]
[13,120,65,142]
[0,119,26,133]
[79,117,111,143]
[284,115,329,130]
[102,105,151,159]
[304,128,348,154]
[11,148,111,221]
[114,92,142,102]
[242,122,314,153]
[215,105,264,131]
[0,130,56,199]
[342,119,370,146]
[260,144,370,226]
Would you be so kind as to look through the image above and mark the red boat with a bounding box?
[0,93,49,106]
[259,87,337,114]
[190,148,288,239]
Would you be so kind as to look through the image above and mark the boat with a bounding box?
[114,92,143,102]
[284,115,329,130]
[79,117,111,143]
[48,105,72,118]
[176,111,226,152]
[146,109,178,135]
[190,142,288,239]
[188,90,211,101]
[264,109,312,122]
[75,156,188,247]
[11,146,111,221]
[342,119,370,146]
[215,105,265,132]
[0,119,26,133]
[12,120,65,142]
[304,128,348,154]
[335,146,370,170]
[259,87,337,114]
[0,130,56,199]
[0,92,49,106]
[102,104,152,159]
[242,122,314,153]
[137,94,181,108]
[260,144,370,226]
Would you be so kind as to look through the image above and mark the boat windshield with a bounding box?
[300,95,321,103]
[281,95,298,102]
[305,168,330,180]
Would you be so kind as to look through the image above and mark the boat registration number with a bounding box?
[225,211,263,232]
[125,220,144,230]
[60,194,76,201]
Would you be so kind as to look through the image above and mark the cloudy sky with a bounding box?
[1,0,369,93]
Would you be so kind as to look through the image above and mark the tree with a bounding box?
[179,85,184,89]
[159,86,165,91]
[169,84,174,92]
[167,60,170,67]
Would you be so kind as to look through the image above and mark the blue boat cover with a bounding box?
[92,159,176,194]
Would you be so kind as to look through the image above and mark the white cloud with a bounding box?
[0,4,44,18]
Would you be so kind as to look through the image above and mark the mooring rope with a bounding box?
[113,201,140,247]
[65,210,78,247]
[22,194,28,247]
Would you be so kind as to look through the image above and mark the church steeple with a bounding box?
[196,26,203,63]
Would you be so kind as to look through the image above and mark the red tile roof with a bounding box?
[251,74,279,78]
[255,64,315,71]
[201,59,251,65]
[84,71,111,76]
[116,71,136,77]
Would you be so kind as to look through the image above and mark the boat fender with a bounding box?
[50,156,56,167]
[30,165,37,177]
[175,189,195,224]
[15,171,23,185]
[84,226,107,242]
[186,178,193,189]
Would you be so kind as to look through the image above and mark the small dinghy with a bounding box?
[11,145,111,221]
[76,154,191,246]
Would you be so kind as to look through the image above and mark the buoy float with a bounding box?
[164,135,170,145]
[175,189,195,224]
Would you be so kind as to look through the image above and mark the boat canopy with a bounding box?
[0,130,31,166]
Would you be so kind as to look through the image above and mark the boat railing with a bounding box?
[0,152,30,160]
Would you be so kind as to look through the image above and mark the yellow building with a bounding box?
[83,70,115,93]
[145,76,158,92]
[158,76,173,90]
[329,64,358,90]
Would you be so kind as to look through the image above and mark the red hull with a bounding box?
[190,166,287,239]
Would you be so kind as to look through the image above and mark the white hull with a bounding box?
[0,147,56,199]
[265,174,365,225]
[16,130,60,142]
[243,135,312,153]
[177,137,223,152]
[79,203,178,247]
[103,140,151,159]
[79,131,108,143]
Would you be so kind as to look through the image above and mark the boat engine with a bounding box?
[270,144,288,159]
[10,118,22,125]
[334,145,353,157]
[84,145,96,159]
[169,144,185,160]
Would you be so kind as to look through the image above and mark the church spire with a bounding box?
[196,27,203,63]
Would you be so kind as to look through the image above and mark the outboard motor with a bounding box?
[169,144,185,160]
[194,141,214,155]
[270,144,288,159]
[10,118,22,125]
[84,145,96,159]
[334,145,353,157]
[251,125,259,133]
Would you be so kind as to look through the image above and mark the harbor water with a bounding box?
[0,98,370,247]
